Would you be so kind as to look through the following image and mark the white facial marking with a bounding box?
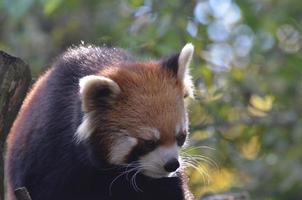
[140,144,179,178]
[176,124,182,135]
[139,127,160,140]
[109,136,138,165]
[74,114,93,143]
[176,116,188,134]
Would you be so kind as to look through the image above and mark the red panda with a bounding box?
[5,43,195,200]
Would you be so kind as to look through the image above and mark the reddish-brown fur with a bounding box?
[81,61,188,164]
[99,62,187,146]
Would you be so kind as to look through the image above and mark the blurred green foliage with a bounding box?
[1,0,302,199]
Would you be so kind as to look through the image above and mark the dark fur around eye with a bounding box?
[177,133,187,146]
[126,139,159,162]
[143,139,159,152]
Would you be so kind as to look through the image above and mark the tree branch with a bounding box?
[0,51,31,200]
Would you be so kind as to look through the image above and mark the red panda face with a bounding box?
[76,44,194,178]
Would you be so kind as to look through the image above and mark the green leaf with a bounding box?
[43,0,63,16]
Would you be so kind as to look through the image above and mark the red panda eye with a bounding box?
[177,133,187,146]
[144,139,158,150]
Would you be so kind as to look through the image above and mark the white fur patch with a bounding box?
[74,114,93,143]
[176,116,189,134]
[79,75,120,96]
[178,43,194,81]
[139,127,160,140]
[79,75,121,112]
[140,144,179,178]
[109,136,138,165]
[178,43,194,98]
[176,123,182,135]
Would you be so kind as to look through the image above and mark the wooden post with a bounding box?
[0,51,31,200]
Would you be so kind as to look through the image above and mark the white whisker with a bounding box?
[109,165,140,196]
[131,169,143,192]
[183,145,216,151]
[180,151,218,169]
[181,159,210,185]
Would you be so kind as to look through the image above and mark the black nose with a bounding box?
[164,158,180,172]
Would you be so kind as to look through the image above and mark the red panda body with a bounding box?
[5,45,194,200]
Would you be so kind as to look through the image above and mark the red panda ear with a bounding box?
[163,53,180,75]
[79,75,121,112]
[163,43,194,97]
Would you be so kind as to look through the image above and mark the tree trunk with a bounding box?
[0,51,31,200]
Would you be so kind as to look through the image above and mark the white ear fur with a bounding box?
[178,43,194,98]
[178,43,194,81]
[79,75,121,112]
[79,75,120,96]
[75,75,120,143]
[75,114,93,143]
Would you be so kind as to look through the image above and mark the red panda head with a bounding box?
[76,44,194,178]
